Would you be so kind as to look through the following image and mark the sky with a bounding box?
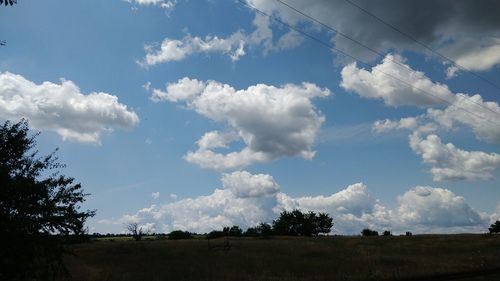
[0,0,499,235]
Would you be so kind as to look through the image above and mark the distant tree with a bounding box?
[406,231,413,236]
[0,119,95,281]
[168,230,193,240]
[361,228,379,236]
[382,230,392,236]
[272,209,333,236]
[225,225,243,236]
[244,223,273,238]
[0,0,17,6]
[207,230,226,239]
[489,220,500,234]
[126,222,147,241]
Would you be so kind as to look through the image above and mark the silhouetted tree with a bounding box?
[382,230,392,236]
[126,222,147,241]
[489,220,500,234]
[0,0,17,6]
[361,228,379,236]
[168,230,193,240]
[272,209,333,236]
[244,222,273,238]
[0,119,95,281]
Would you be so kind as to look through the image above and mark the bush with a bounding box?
[361,228,379,236]
[244,223,273,238]
[382,230,392,236]
[207,230,226,239]
[489,221,500,234]
[168,230,193,240]
[272,210,333,236]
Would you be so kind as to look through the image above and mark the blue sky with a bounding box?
[1,0,499,234]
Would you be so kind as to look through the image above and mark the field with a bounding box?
[63,234,500,281]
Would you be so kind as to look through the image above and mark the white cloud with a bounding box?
[372,117,418,133]
[221,171,280,198]
[444,38,500,77]
[409,133,500,181]
[151,77,330,170]
[396,186,485,230]
[340,54,456,107]
[125,0,176,13]
[140,32,246,66]
[152,192,160,200]
[139,9,305,66]
[427,93,500,144]
[0,72,139,143]
[97,172,489,234]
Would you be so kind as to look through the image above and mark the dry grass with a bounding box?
[63,234,500,281]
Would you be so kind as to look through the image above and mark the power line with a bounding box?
[237,0,499,127]
[343,0,500,93]
[275,0,500,117]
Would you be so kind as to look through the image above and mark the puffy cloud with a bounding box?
[221,171,280,198]
[125,0,176,12]
[245,0,500,72]
[151,77,330,170]
[372,117,418,133]
[140,32,247,66]
[97,173,489,234]
[152,192,160,200]
[0,72,139,143]
[409,133,500,181]
[140,7,305,66]
[427,94,500,144]
[396,186,485,230]
[340,54,456,107]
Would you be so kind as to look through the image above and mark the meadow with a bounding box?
[63,234,500,281]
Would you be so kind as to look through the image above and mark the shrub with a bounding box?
[361,228,379,236]
[489,221,500,234]
[168,230,193,240]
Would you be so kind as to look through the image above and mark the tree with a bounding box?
[168,230,193,240]
[489,220,500,234]
[382,230,392,236]
[0,119,95,280]
[126,222,148,241]
[361,228,379,236]
[272,209,333,236]
[0,0,17,6]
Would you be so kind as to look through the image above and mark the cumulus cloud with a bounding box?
[152,192,160,200]
[0,72,139,143]
[97,172,489,234]
[140,32,247,66]
[427,94,500,144]
[125,0,176,13]
[409,133,500,181]
[396,186,486,231]
[139,7,306,66]
[245,0,500,72]
[372,117,418,133]
[340,54,456,107]
[151,77,330,170]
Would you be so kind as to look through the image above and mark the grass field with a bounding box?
[63,234,500,281]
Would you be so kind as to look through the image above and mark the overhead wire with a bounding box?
[236,0,500,127]
[343,0,500,93]
[275,0,500,117]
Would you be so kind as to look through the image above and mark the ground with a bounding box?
[63,234,500,281]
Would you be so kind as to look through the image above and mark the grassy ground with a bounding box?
[63,234,500,281]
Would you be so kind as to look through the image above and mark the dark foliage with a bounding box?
[126,222,148,241]
[207,230,227,239]
[0,0,17,6]
[168,230,193,240]
[0,119,95,281]
[489,220,500,234]
[382,230,392,236]
[406,231,413,236]
[224,225,243,236]
[272,209,333,236]
[244,222,273,238]
[361,228,379,236]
